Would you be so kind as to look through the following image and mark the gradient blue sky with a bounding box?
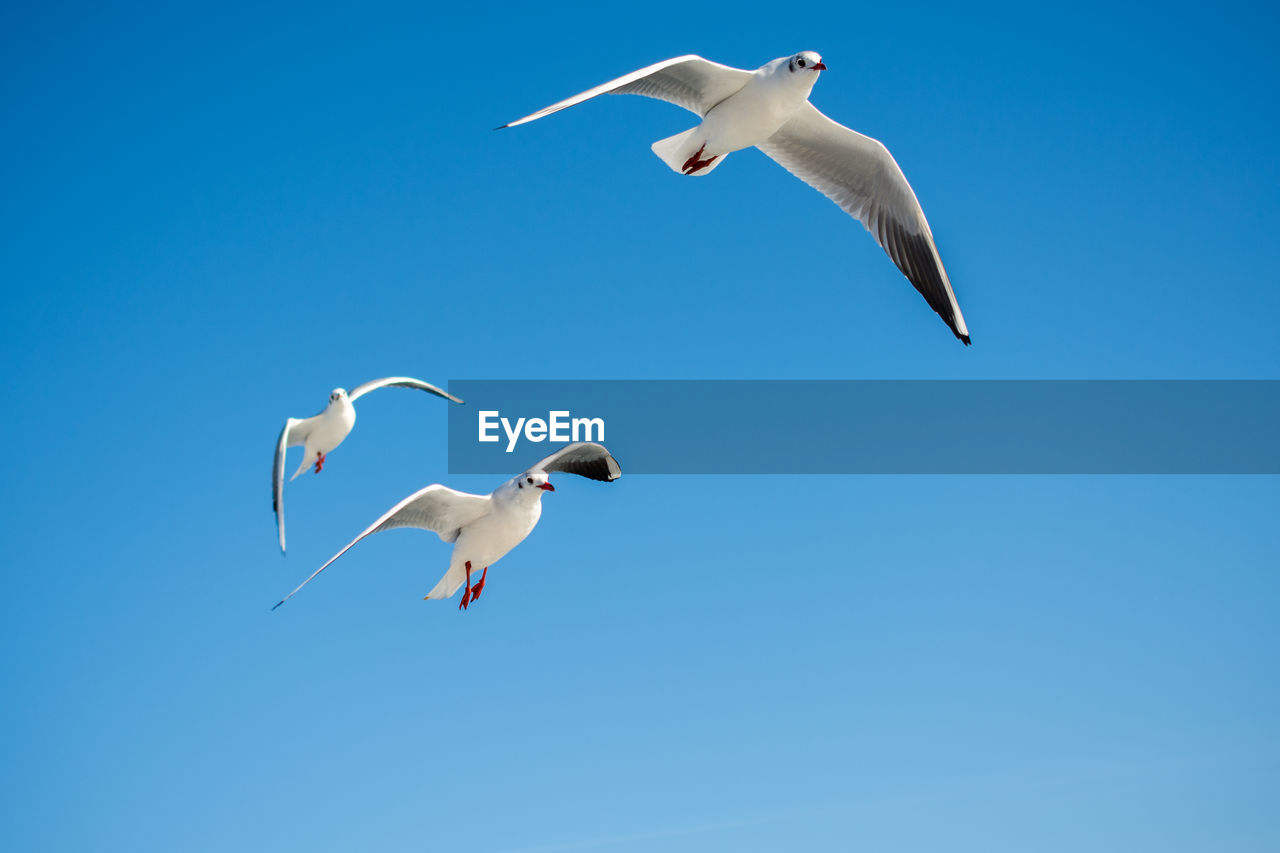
[2,1,1278,851]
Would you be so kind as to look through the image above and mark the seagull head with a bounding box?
[786,51,826,75]
[328,388,350,405]
[513,471,555,497]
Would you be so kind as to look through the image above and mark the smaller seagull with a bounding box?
[502,51,970,344]
[272,442,621,611]
[272,377,463,554]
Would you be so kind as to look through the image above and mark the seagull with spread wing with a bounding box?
[272,377,463,554]
[501,51,970,344]
[272,442,621,611]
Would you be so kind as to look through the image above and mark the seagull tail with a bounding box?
[651,128,728,177]
[423,563,468,601]
[288,455,311,482]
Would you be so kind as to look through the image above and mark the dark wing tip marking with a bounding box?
[571,453,621,483]
[541,443,622,482]
[580,456,620,482]
[888,223,969,344]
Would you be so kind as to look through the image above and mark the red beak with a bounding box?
[538,482,555,492]
[812,62,827,71]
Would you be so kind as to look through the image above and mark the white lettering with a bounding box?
[478,411,500,443]
[502,417,526,453]
[572,416,605,443]
[481,410,606,453]
[548,411,570,442]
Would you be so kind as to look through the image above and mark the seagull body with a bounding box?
[652,54,821,176]
[502,52,970,344]
[280,396,356,482]
[272,377,463,554]
[272,442,621,611]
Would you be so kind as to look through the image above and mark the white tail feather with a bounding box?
[651,128,728,176]
[424,563,468,600]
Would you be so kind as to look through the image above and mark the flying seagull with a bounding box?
[501,52,970,344]
[272,377,463,554]
[271,442,621,611]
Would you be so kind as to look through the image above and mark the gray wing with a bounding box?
[272,485,491,609]
[347,376,463,404]
[757,103,971,345]
[530,442,622,482]
[500,55,752,127]
[272,417,311,554]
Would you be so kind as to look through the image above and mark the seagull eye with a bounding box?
[527,477,534,484]
[797,58,806,68]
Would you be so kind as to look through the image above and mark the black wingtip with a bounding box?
[960,333,972,346]
[494,123,510,131]
[271,600,284,611]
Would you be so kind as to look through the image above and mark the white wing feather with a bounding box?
[347,376,462,404]
[272,485,491,609]
[529,442,622,482]
[272,417,314,554]
[501,55,752,127]
[756,103,970,343]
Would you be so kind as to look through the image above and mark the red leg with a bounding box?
[458,561,473,610]
[681,144,719,175]
[469,566,488,602]
[313,451,326,473]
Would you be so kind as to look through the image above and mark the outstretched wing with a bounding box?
[272,417,312,554]
[757,103,970,344]
[500,55,752,127]
[347,376,463,404]
[271,485,491,609]
[529,442,622,482]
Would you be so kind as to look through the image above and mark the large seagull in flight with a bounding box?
[502,51,971,344]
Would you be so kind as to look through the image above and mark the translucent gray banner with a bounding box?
[445,381,1280,474]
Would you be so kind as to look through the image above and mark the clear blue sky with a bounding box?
[2,1,1278,851]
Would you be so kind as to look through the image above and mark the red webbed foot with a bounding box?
[469,566,488,602]
[458,561,473,611]
[313,451,326,473]
[681,143,719,175]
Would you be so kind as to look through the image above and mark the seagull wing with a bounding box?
[757,103,970,344]
[500,55,752,127]
[530,442,622,482]
[271,485,491,609]
[273,417,313,554]
[347,376,463,404]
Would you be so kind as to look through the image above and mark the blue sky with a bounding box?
[2,1,1278,851]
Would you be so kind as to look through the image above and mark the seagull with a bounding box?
[271,442,621,611]
[501,52,970,344]
[272,377,463,554]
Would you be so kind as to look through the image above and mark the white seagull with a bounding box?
[272,377,463,554]
[502,51,970,344]
[271,442,621,611]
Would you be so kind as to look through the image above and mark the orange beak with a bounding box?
[538,482,555,492]
[812,62,827,71]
